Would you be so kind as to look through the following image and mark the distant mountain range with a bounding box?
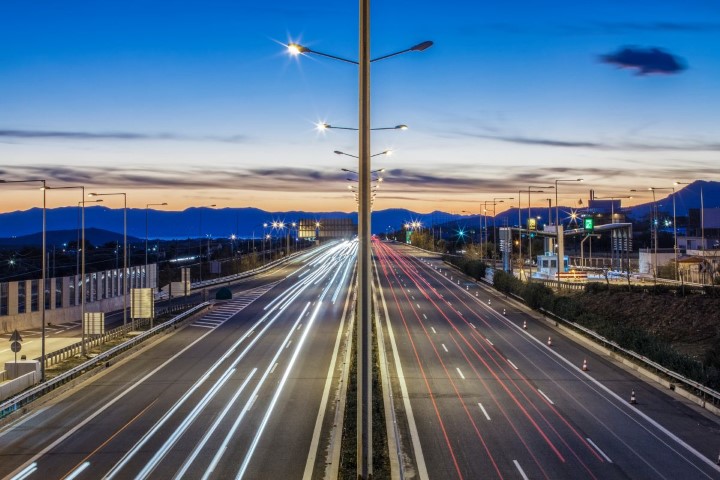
[1,180,718,245]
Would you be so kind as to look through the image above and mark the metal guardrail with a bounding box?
[38,302,196,367]
[1,302,210,420]
[189,249,305,290]
[538,306,720,407]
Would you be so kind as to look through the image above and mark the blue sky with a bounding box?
[1,1,718,214]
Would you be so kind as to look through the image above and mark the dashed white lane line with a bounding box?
[469,323,475,329]
[416,303,420,309]
[538,389,555,405]
[286,340,292,349]
[423,314,427,320]
[456,367,465,380]
[431,327,437,334]
[270,362,278,374]
[587,438,613,463]
[486,338,494,346]
[478,403,491,421]
[507,359,519,370]
[441,344,448,353]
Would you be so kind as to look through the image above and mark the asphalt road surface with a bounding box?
[0,240,356,480]
[374,240,720,480]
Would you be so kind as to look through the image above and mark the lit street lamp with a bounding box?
[288,29,432,478]
[527,186,553,278]
[197,205,217,282]
[554,178,583,227]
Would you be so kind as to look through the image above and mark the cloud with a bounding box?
[599,46,686,75]
[458,131,720,152]
[0,129,248,143]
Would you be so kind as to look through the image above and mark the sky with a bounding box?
[1,0,719,216]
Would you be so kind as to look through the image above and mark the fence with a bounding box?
[0,302,210,420]
[538,306,720,409]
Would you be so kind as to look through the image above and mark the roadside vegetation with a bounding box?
[444,254,720,390]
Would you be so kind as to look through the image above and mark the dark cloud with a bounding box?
[458,131,720,152]
[599,46,686,75]
[0,129,247,143]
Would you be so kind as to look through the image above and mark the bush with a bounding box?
[215,287,232,300]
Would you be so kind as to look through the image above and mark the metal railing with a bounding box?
[1,302,210,420]
[538,307,720,407]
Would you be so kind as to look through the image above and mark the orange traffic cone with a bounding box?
[523,320,527,329]
[582,359,588,371]
[547,336,552,346]
[630,390,637,404]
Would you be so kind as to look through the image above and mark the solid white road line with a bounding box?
[587,437,613,463]
[378,260,429,480]
[538,389,555,405]
[478,403,491,421]
[513,460,530,480]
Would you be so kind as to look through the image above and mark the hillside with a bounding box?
[568,289,720,362]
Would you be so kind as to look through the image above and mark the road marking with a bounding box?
[247,394,259,411]
[538,389,555,405]
[507,359,519,370]
[270,362,278,374]
[65,461,90,480]
[286,340,292,349]
[456,367,465,379]
[423,314,427,319]
[0,408,47,440]
[478,403,491,421]
[486,338,494,346]
[431,327,437,334]
[411,295,415,300]
[297,323,302,330]
[441,344,448,353]
[416,303,420,308]
[587,438,613,463]
[470,323,476,329]
[513,460,530,480]
[10,462,36,480]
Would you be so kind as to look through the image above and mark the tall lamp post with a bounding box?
[46,186,89,353]
[0,179,46,380]
[89,192,129,326]
[197,205,216,282]
[145,202,167,288]
[648,187,677,280]
[492,197,514,259]
[288,32,432,478]
[554,178,583,227]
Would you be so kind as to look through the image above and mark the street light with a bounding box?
[46,185,89,353]
[89,192,129,327]
[527,186,553,278]
[197,205,217,282]
[0,179,46,380]
[289,29,433,478]
[320,123,408,131]
[594,195,632,221]
[145,202,168,284]
[337,150,392,159]
[554,178,584,227]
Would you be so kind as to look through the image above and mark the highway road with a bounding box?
[374,240,720,480]
[0,240,357,480]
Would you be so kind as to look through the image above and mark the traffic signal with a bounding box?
[583,217,594,231]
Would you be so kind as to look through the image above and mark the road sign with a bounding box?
[10,341,21,353]
[10,329,23,343]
